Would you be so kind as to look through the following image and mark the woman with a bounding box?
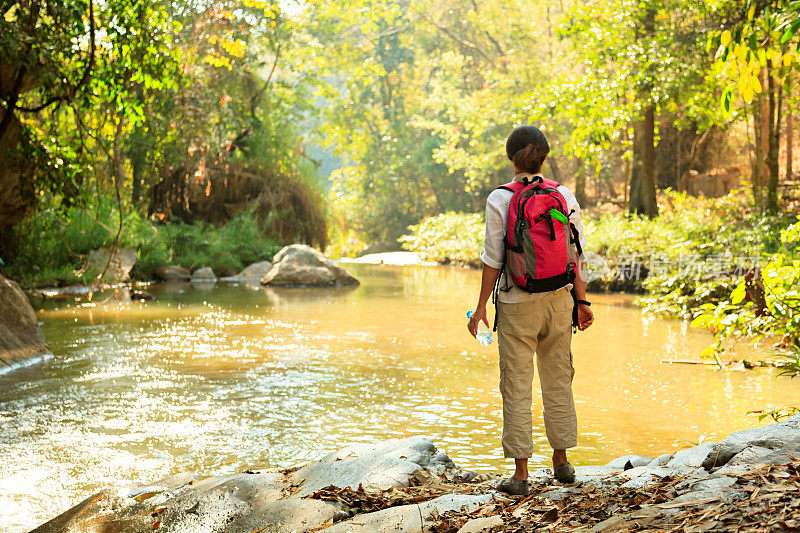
[468,125,594,495]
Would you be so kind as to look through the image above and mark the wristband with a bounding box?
[576,299,591,307]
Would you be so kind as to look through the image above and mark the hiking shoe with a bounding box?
[495,477,529,496]
[554,462,576,484]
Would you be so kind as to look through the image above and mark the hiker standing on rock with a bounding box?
[468,125,594,495]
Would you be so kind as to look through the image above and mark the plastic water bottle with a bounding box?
[467,310,494,346]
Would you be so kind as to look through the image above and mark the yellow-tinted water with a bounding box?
[1,263,798,531]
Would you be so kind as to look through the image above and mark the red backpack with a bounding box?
[496,176,582,295]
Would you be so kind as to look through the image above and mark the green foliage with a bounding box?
[711,0,800,113]
[748,406,800,422]
[398,212,484,266]
[585,190,787,317]
[2,195,282,286]
[690,221,800,371]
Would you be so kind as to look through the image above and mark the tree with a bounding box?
[713,0,800,213]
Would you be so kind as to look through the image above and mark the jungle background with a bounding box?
[1,0,799,383]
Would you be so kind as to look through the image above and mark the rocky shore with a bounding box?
[32,414,800,533]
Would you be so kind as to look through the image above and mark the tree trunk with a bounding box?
[623,129,631,207]
[642,104,657,216]
[629,105,658,217]
[766,60,780,214]
[788,108,794,181]
[628,3,658,217]
[574,158,587,205]
[786,75,794,181]
[547,157,563,183]
[752,98,765,210]
[629,122,643,213]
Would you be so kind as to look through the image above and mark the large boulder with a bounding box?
[221,261,273,282]
[86,247,138,282]
[236,261,273,279]
[32,437,469,533]
[263,245,358,287]
[289,437,457,497]
[703,413,800,470]
[0,273,50,371]
[155,265,191,282]
[190,267,217,282]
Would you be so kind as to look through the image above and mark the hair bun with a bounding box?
[507,126,550,174]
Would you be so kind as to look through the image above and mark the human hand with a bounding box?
[468,306,489,337]
[577,303,594,330]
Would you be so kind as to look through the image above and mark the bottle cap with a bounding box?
[467,310,474,319]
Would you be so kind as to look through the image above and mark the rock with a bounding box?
[606,455,653,469]
[646,453,673,467]
[155,265,191,282]
[665,442,717,469]
[235,261,273,279]
[702,414,800,470]
[618,465,680,489]
[86,247,138,282]
[290,437,452,497]
[265,263,335,286]
[0,273,50,372]
[325,493,493,533]
[456,515,504,533]
[34,437,464,533]
[263,244,359,287]
[190,267,217,281]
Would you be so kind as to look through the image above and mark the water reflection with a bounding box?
[0,263,798,531]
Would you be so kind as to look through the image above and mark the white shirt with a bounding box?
[480,172,587,303]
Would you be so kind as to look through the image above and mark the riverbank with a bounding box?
[32,415,800,532]
[6,265,799,530]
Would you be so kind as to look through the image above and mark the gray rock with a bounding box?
[0,274,50,372]
[86,247,138,282]
[263,244,359,287]
[234,261,273,280]
[702,414,800,470]
[647,453,673,467]
[325,493,493,533]
[680,475,737,494]
[33,437,467,533]
[665,442,717,469]
[290,437,450,497]
[606,455,653,469]
[456,515,504,533]
[538,487,579,500]
[572,465,619,484]
[191,267,217,281]
[265,263,335,286]
[155,265,191,282]
[272,244,328,267]
[618,466,685,489]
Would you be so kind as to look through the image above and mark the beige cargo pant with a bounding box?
[496,286,577,458]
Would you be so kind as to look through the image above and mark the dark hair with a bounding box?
[506,125,550,174]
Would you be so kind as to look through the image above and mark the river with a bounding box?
[1,263,798,531]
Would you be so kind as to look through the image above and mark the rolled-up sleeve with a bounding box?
[479,190,507,269]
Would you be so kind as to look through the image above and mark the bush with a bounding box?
[1,195,284,286]
[398,212,484,266]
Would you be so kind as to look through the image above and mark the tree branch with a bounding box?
[14,0,95,113]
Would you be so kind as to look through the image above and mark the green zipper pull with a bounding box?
[549,208,568,224]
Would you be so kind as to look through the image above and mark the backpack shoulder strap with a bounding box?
[495,181,525,193]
